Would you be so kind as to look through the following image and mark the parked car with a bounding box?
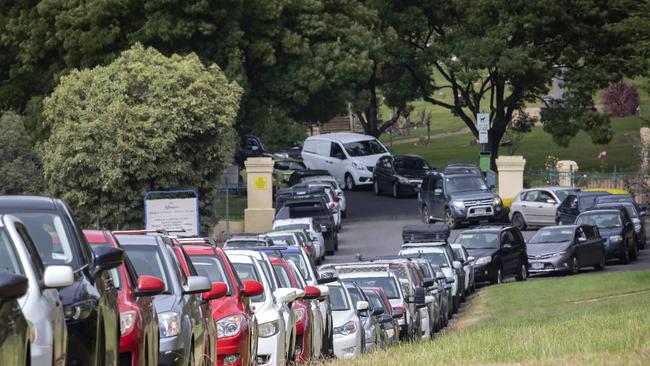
[273,218,326,262]
[453,225,529,284]
[275,197,338,254]
[302,133,391,190]
[288,170,347,217]
[275,185,342,231]
[0,272,31,366]
[235,133,271,167]
[182,242,263,366]
[394,256,439,338]
[343,282,382,353]
[269,228,319,264]
[0,196,123,366]
[593,201,646,250]
[224,234,275,249]
[85,230,165,366]
[360,288,399,348]
[527,225,606,274]
[373,155,431,197]
[418,171,504,228]
[555,191,610,224]
[451,243,476,295]
[2,214,73,366]
[327,281,363,359]
[509,187,579,230]
[575,208,638,263]
[273,158,307,187]
[595,194,647,215]
[115,233,213,366]
[226,251,296,366]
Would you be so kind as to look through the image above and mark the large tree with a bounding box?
[374,0,648,168]
[41,44,242,231]
[0,111,44,195]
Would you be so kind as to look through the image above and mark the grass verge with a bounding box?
[332,269,650,366]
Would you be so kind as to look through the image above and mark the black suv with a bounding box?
[0,196,123,366]
[372,155,431,197]
[418,171,504,228]
[275,197,338,254]
[575,208,637,263]
[453,225,528,284]
[555,191,610,224]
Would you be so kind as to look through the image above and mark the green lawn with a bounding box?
[335,270,650,366]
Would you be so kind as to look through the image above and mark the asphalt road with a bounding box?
[326,189,650,276]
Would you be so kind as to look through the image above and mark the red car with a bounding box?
[269,257,321,362]
[180,238,264,366]
[83,230,165,366]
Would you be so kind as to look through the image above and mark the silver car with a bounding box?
[2,214,74,366]
[510,187,578,230]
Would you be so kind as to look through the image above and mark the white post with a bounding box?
[495,156,526,200]
[244,157,275,232]
[556,160,579,187]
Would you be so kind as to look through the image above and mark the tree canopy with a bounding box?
[41,44,242,230]
[0,111,44,195]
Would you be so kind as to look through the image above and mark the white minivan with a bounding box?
[302,133,391,190]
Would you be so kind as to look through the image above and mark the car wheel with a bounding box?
[374,181,381,195]
[515,262,528,281]
[492,267,503,285]
[569,256,579,275]
[512,212,527,231]
[392,183,400,198]
[620,244,630,264]
[444,208,458,229]
[345,173,355,191]
[421,206,431,223]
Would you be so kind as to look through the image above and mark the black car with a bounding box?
[275,197,338,254]
[418,171,504,228]
[593,201,646,250]
[235,133,272,167]
[595,194,647,215]
[527,225,606,275]
[0,272,31,366]
[373,155,431,197]
[555,191,610,224]
[0,196,123,366]
[575,208,637,263]
[453,225,528,284]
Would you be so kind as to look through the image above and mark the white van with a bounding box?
[302,133,391,190]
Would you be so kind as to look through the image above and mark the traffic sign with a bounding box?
[477,113,490,144]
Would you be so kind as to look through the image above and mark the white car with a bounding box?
[509,187,579,230]
[302,133,391,190]
[326,281,364,359]
[301,175,347,217]
[451,244,475,294]
[273,218,325,262]
[2,214,74,366]
[227,251,298,366]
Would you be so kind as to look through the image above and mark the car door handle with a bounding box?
[537,206,543,208]
[521,205,527,208]
[325,160,333,164]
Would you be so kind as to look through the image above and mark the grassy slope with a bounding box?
[336,270,650,366]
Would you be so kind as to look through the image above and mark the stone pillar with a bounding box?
[495,156,526,199]
[640,127,650,172]
[556,160,579,187]
[244,157,275,232]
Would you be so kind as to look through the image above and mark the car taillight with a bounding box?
[393,306,406,317]
[329,203,335,209]
[305,246,313,253]
[332,194,339,202]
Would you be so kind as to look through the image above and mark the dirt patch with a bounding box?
[570,288,650,304]
[443,291,487,334]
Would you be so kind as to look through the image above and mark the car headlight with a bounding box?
[475,256,492,266]
[159,312,181,338]
[63,300,94,321]
[352,162,366,171]
[259,320,280,338]
[293,308,305,323]
[217,314,244,338]
[452,200,465,209]
[609,235,623,242]
[334,321,357,335]
[551,251,567,257]
[494,196,502,205]
[397,176,410,185]
[120,311,137,335]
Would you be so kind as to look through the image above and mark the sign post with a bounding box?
[144,190,199,236]
[477,113,490,145]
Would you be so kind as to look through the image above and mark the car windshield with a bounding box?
[281,252,313,281]
[576,213,622,229]
[419,251,451,268]
[328,285,350,311]
[275,161,306,171]
[445,176,488,193]
[14,212,78,267]
[345,276,400,299]
[233,263,266,302]
[190,255,233,294]
[529,228,575,244]
[554,189,577,202]
[279,202,328,219]
[122,245,171,293]
[394,157,428,172]
[0,228,24,275]
[343,139,387,157]
[596,204,637,218]
[224,240,266,248]
[454,232,500,249]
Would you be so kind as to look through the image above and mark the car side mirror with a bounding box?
[274,288,298,304]
[422,278,434,287]
[379,314,393,324]
[242,280,264,297]
[356,300,369,313]
[43,265,74,289]
[183,276,212,295]
[578,236,587,242]
[303,285,321,300]
[0,273,28,302]
[135,275,165,297]
[452,261,462,269]
[434,188,443,195]
[251,145,260,151]
[411,287,426,307]
[489,184,496,190]
[502,243,512,250]
[392,309,404,319]
[547,199,556,204]
[202,282,228,301]
[467,256,475,262]
[93,246,124,273]
[372,307,384,316]
[316,276,339,285]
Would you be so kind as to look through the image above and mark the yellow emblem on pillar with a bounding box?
[254,176,267,190]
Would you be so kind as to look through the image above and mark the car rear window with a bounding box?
[345,276,400,299]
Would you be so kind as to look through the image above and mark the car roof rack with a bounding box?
[402,224,450,243]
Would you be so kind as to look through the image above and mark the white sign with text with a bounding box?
[145,198,198,236]
[477,113,490,144]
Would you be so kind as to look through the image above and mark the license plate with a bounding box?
[474,208,485,215]
[531,262,544,270]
